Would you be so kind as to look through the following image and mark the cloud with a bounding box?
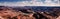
[0,0,32,2]
[0,0,60,6]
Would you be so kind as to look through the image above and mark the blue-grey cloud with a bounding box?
[36,0,59,4]
[51,0,58,3]
[36,0,45,3]
[0,0,32,2]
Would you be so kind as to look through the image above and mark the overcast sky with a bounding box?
[0,0,60,6]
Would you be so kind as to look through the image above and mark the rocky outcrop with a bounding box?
[0,6,60,19]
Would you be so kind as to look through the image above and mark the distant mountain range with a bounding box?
[0,6,60,12]
[12,6,60,12]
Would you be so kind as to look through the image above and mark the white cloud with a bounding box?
[0,0,60,6]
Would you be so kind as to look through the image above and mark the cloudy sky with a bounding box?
[0,0,60,6]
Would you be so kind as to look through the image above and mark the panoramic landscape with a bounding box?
[0,6,60,19]
[0,0,60,19]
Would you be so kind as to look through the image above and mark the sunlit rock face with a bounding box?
[0,6,20,19]
[0,6,36,19]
